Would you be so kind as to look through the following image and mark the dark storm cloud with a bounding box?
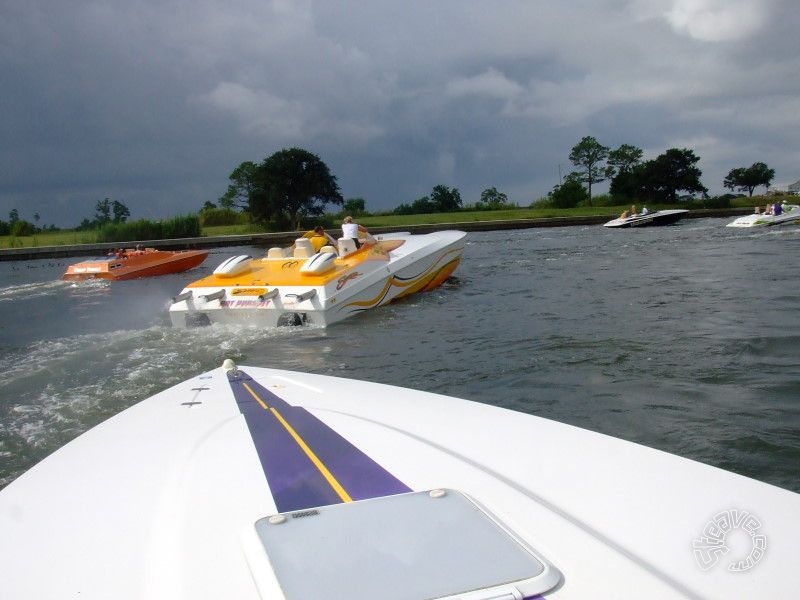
[1,0,799,227]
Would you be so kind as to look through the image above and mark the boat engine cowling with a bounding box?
[299,252,336,275]
[213,255,252,277]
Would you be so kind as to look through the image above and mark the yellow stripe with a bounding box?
[242,382,353,503]
[243,382,270,410]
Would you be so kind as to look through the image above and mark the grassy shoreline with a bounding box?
[0,200,776,251]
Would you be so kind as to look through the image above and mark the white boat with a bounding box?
[603,209,689,228]
[169,230,466,328]
[1,360,797,599]
[726,204,800,228]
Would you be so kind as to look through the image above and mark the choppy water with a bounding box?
[1,219,799,492]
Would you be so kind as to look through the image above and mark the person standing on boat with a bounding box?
[302,226,337,252]
[341,216,371,248]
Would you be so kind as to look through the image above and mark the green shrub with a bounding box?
[199,208,248,227]
[588,194,617,207]
[159,215,198,239]
[549,180,588,208]
[684,195,732,210]
[96,215,201,243]
[10,220,36,236]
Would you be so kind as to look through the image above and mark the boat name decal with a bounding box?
[282,260,300,270]
[291,509,319,519]
[231,287,268,296]
[221,300,271,307]
[337,271,361,290]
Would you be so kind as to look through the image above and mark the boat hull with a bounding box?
[168,231,466,328]
[603,209,689,228]
[63,249,209,280]
[1,362,797,599]
[726,205,800,228]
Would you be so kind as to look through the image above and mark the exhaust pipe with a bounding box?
[286,290,316,303]
[171,290,193,304]
[200,289,226,302]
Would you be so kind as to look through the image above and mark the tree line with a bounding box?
[211,143,780,225]
[1,140,783,237]
[554,136,776,208]
[207,148,520,229]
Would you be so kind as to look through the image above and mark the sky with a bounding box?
[2,0,799,227]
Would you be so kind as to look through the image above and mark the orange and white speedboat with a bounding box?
[169,231,466,328]
[63,247,209,281]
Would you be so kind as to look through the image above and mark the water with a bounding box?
[1,219,799,493]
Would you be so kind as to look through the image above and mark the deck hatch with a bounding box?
[252,489,560,600]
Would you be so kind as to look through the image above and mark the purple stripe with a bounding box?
[280,401,411,501]
[229,372,341,511]
[228,369,410,512]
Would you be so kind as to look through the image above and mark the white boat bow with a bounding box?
[1,361,798,599]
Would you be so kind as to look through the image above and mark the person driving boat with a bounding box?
[341,216,373,248]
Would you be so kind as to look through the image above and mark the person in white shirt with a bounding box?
[341,216,371,248]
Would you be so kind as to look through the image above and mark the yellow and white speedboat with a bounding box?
[169,230,466,328]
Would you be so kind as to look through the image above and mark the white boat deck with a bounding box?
[1,362,798,599]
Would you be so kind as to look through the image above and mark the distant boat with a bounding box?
[63,247,209,281]
[603,209,689,228]
[726,204,800,228]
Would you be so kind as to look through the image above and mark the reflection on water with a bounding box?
[1,221,799,492]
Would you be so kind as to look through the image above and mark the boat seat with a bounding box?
[319,245,337,255]
[294,238,314,258]
[337,238,357,257]
[267,247,288,258]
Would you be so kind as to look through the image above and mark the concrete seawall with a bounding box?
[0,208,752,262]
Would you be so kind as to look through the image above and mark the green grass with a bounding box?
[2,197,787,249]
[0,230,102,249]
[360,206,623,227]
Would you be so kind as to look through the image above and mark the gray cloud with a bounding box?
[2,0,799,227]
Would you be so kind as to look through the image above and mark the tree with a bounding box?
[219,161,258,210]
[723,162,775,197]
[429,185,462,212]
[343,198,366,216]
[201,200,217,211]
[569,136,609,204]
[393,196,434,215]
[9,208,19,224]
[94,198,112,225]
[607,144,643,200]
[634,148,706,201]
[112,200,130,223]
[548,174,588,208]
[250,148,344,229]
[477,187,511,210]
